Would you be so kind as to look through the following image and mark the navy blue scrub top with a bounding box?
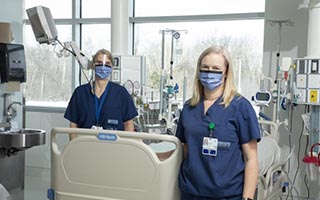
[176,96,261,198]
[64,82,138,130]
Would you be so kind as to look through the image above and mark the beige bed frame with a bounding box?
[49,128,182,200]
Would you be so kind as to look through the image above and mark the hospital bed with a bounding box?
[256,120,289,200]
[48,121,288,200]
[48,128,182,200]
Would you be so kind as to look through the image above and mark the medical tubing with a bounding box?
[283,170,300,199]
[287,119,305,200]
[286,104,297,182]
[303,175,310,199]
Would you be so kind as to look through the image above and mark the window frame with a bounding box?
[23,0,265,112]
[23,0,111,112]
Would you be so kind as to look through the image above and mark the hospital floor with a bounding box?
[9,167,318,200]
[10,167,50,200]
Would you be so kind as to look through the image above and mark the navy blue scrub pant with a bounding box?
[180,191,242,200]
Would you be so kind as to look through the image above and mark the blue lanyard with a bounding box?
[94,83,110,126]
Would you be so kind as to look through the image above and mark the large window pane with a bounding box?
[82,0,111,18]
[134,20,264,101]
[23,25,72,106]
[80,24,111,84]
[135,0,265,17]
[81,24,111,56]
[25,0,72,19]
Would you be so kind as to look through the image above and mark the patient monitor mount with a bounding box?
[26,6,91,70]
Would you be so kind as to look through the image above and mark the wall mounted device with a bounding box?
[112,55,146,87]
[0,43,26,83]
[293,58,320,104]
[26,6,91,70]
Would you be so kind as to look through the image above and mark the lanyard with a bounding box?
[95,83,110,126]
[208,122,215,137]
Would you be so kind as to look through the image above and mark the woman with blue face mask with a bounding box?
[64,49,138,140]
[175,46,260,200]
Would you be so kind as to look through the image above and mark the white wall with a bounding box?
[0,0,24,44]
[263,0,308,78]
[0,0,70,169]
[264,0,319,199]
[1,0,318,198]
[0,0,25,130]
[25,111,68,168]
[0,0,24,122]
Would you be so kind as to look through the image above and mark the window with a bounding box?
[81,24,111,84]
[24,25,72,106]
[135,0,265,16]
[133,1,265,102]
[24,0,111,107]
[81,24,111,56]
[81,0,111,18]
[134,20,264,101]
[23,0,265,106]
[25,0,72,19]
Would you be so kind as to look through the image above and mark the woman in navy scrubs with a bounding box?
[176,46,260,200]
[64,49,138,140]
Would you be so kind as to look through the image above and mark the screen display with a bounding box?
[256,92,270,101]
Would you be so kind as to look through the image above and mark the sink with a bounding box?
[0,129,46,149]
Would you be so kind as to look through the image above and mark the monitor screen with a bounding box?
[26,6,58,44]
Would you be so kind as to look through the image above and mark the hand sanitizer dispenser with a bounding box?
[0,43,26,83]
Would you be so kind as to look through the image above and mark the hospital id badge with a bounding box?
[202,137,218,156]
[91,125,103,130]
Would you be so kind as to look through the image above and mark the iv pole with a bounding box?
[267,19,294,122]
[158,29,186,132]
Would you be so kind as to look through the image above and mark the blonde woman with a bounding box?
[176,46,260,200]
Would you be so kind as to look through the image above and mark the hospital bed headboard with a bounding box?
[49,128,182,200]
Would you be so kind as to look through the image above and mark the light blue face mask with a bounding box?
[199,71,223,91]
[95,65,112,79]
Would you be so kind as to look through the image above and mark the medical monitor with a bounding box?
[26,6,58,44]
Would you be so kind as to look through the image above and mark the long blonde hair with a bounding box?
[189,45,240,107]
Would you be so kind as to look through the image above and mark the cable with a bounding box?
[81,69,90,83]
[303,106,310,200]
[284,171,300,200]
[56,39,76,56]
[303,174,310,199]
[287,105,307,200]
[288,104,294,170]
[285,105,294,200]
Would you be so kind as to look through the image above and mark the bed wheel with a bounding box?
[282,186,286,193]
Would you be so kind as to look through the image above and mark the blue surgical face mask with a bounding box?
[199,70,223,91]
[95,65,112,79]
